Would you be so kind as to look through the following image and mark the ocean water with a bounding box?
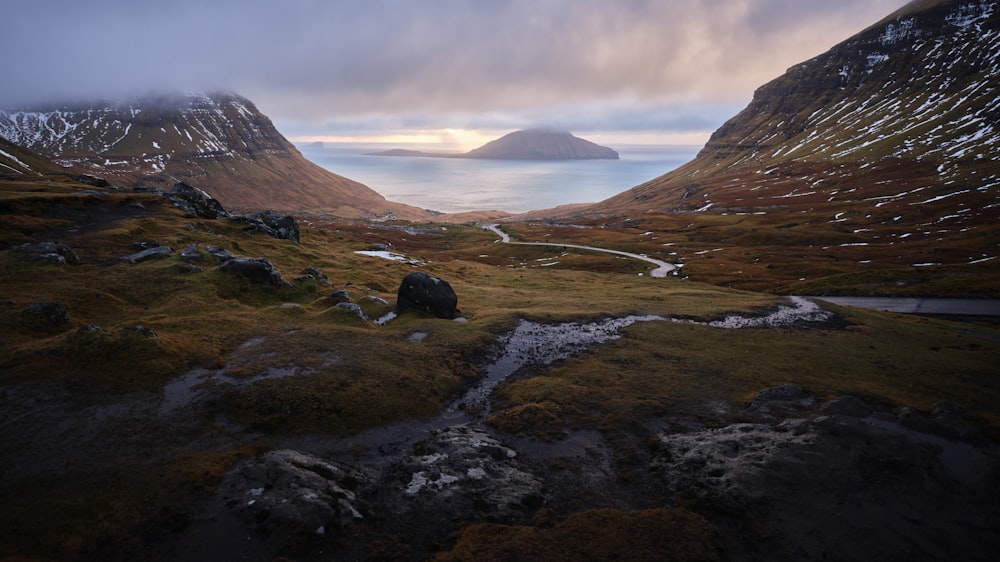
[297,143,699,214]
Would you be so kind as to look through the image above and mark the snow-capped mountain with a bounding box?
[589,0,999,229]
[0,92,429,219]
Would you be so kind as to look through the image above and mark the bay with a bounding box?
[297,143,699,214]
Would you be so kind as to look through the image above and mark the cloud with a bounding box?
[2,0,909,138]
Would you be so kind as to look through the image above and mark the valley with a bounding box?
[1,1,999,560]
[1,174,997,561]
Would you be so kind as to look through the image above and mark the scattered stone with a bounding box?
[231,211,300,243]
[23,302,69,329]
[180,245,203,262]
[396,271,458,319]
[17,242,80,265]
[335,302,368,320]
[122,245,173,264]
[169,182,231,219]
[77,323,104,333]
[363,296,390,306]
[206,246,235,262]
[218,257,287,286]
[220,450,369,538]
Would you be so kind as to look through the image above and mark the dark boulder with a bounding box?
[23,301,69,329]
[169,182,231,219]
[218,257,287,286]
[396,271,458,319]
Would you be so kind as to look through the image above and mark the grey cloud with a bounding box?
[3,0,909,133]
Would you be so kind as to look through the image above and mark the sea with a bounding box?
[296,143,700,214]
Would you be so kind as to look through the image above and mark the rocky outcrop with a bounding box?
[384,427,544,524]
[651,388,1000,561]
[169,182,230,219]
[220,450,369,538]
[231,211,300,243]
[396,271,458,318]
[218,257,287,286]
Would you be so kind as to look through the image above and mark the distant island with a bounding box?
[367,129,619,160]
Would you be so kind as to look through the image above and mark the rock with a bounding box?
[651,394,1000,561]
[363,296,389,306]
[17,242,80,265]
[179,245,203,262]
[220,450,369,538]
[218,258,287,287]
[385,427,544,524]
[329,289,351,302]
[302,267,330,285]
[335,302,368,320]
[122,245,173,264]
[396,271,458,319]
[746,384,815,419]
[169,182,231,219]
[23,302,69,329]
[205,245,235,262]
[122,325,158,338]
[230,211,300,243]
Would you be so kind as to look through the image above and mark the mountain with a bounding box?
[369,129,620,160]
[0,92,431,219]
[583,0,999,229]
[0,137,64,176]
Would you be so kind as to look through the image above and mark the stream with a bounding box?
[289,296,834,466]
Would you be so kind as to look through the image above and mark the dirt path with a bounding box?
[482,223,678,277]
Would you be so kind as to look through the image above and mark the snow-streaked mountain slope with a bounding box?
[0,93,430,219]
[588,0,999,231]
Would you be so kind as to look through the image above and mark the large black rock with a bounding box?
[218,258,287,287]
[396,271,457,319]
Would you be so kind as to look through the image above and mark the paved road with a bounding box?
[483,224,678,278]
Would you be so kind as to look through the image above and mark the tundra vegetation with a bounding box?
[1,175,998,560]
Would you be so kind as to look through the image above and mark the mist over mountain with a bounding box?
[0,93,431,219]
[582,0,998,231]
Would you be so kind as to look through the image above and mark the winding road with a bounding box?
[483,224,679,277]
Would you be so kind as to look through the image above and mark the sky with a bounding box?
[3,0,911,150]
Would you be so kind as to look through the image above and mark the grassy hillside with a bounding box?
[2,174,998,560]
